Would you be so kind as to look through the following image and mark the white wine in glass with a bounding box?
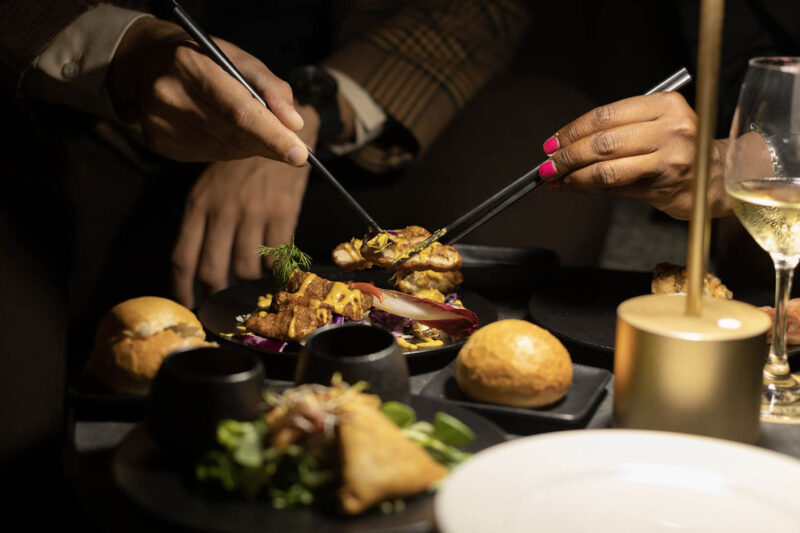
[725,57,800,422]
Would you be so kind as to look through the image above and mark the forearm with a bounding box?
[0,0,98,93]
[324,0,530,156]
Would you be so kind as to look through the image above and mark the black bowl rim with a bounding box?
[158,346,265,385]
[303,323,400,363]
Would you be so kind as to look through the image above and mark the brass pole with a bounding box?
[686,0,726,316]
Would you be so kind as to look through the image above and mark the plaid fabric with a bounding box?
[0,0,99,94]
[325,0,529,173]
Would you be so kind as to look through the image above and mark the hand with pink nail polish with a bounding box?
[541,92,737,220]
[108,17,307,166]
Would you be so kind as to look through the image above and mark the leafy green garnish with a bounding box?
[432,411,475,447]
[257,235,312,290]
[380,401,417,428]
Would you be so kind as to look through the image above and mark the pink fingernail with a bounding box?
[543,136,559,155]
[540,160,557,180]
[287,145,306,165]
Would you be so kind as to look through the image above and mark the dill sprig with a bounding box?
[257,236,312,290]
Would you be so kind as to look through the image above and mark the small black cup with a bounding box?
[146,347,265,458]
[295,324,410,401]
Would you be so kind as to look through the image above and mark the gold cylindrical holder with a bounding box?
[614,294,770,443]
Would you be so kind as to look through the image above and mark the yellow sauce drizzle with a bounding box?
[288,317,297,339]
[257,311,267,317]
[395,337,418,350]
[257,293,273,308]
[344,239,363,261]
[417,340,444,348]
[322,282,363,315]
[295,273,318,296]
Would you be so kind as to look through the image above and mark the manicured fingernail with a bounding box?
[540,160,557,180]
[287,145,306,165]
[543,136,559,155]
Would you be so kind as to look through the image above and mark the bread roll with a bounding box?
[455,319,572,408]
[86,296,215,394]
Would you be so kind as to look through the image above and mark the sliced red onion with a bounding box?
[444,293,460,305]
[241,333,288,352]
[370,289,478,337]
[369,308,412,332]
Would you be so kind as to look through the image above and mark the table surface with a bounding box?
[65,277,800,532]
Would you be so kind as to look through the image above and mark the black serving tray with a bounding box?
[419,362,611,435]
[112,395,505,533]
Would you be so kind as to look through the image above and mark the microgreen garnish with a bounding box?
[257,236,312,290]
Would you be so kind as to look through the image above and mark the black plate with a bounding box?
[419,362,610,435]
[527,267,799,361]
[112,395,505,533]
[198,265,497,377]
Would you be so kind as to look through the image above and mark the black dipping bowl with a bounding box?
[294,324,409,401]
[146,347,265,458]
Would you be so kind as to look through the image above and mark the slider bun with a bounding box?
[455,319,572,408]
[87,296,213,395]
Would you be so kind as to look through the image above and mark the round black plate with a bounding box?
[112,396,506,533]
[198,265,497,377]
[527,267,798,356]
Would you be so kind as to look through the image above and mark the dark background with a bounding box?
[1,0,799,528]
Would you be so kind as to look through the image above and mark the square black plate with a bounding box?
[419,363,611,435]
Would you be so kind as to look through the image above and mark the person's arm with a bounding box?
[323,0,530,172]
[536,92,773,220]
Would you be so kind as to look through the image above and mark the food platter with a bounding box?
[113,395,505,533]
[435,429,800,533]
[527,267,798,360]
[419,362,610,434]
[198,265,498,377]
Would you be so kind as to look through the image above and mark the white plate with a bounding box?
[435,429,800,533]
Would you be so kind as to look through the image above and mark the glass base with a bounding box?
[761,374,800,423]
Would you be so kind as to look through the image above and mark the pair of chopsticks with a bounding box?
[169,0,383,232]
[393,68,693,266]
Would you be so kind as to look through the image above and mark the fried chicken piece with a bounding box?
[651,262,733,299]
[245,305,332,341]
[391,270,464,294]
[336,398,448,515]
[331,239,373,271]
[283,271,372,320]
[760,299,800,345]
[357,226,462,272]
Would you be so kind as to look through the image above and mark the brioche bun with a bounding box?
[455,319,572,408]
[87,296,214,395]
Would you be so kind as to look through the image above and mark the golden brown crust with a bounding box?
[391,270,464,294]
[651,262,733,299]
[332,239,373,271]
[245,305,333,342]
[337,398,448,514]
[86,297,213,394]
[455,319,572,408]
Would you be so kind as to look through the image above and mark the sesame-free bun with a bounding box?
[87,296,214,395]
[455,319,572,408]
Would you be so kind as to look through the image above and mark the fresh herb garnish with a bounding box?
[257,235,312,290]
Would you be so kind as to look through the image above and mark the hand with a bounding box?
[171,104,320,308]
[539,92,729,220]
[107,17,307,165]
[171,156,310,307]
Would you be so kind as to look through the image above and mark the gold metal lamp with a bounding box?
[613,0,771,443]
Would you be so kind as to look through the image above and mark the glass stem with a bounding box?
[766,256,799,380]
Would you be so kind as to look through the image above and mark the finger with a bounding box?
[196,207,238,295]
[543,121,665,179]
[233,215,266,280]
[546,92,688,151]
[179,46,307,164]
[559,152,664,189]
[171,201,207,308]
[216,40,304,131]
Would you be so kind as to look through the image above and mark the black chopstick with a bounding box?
[392,68,693,264]
[169,0,383,232]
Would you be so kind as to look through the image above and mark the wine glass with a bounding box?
[725,57,800,422]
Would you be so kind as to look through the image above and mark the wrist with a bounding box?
[107,17,185,122]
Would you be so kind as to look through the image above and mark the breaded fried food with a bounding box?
[284,271,372,320]
[391,270,464,294]
[359,226,461,272]
[331,239,373,271]
[336,398,448,515]
[246,305,333,341]
[651,262,733,299]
